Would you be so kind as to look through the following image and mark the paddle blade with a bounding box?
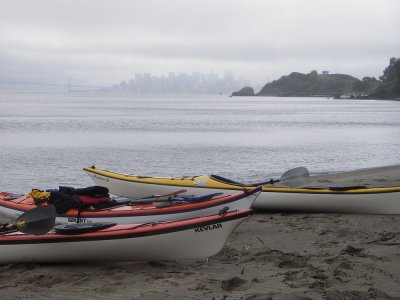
[16,205,56,235]
[280,167,310,188]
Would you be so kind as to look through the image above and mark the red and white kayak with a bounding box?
[0,188,260,224]
[0,210,251,264]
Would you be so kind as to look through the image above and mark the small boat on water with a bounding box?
[0,187,260,224]
[84,166,400,214]
[0,209,251,264]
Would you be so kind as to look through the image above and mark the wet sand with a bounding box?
[1,165,400,299]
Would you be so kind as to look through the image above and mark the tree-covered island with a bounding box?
[232,57,400,100]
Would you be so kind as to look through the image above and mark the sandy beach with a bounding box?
[1,166,400,299]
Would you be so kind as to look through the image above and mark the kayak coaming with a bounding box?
[0,188,260,224]
[83,167,400,214]
[0,210,251,263]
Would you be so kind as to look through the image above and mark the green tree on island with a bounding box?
[371,57,400,99]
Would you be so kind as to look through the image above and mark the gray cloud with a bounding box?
[0,0,399,87]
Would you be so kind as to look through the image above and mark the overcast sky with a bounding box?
[0,0,399,88]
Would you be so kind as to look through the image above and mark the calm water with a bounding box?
[1,92,400,193]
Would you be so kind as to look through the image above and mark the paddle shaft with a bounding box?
[112,189,188,205]
[148,189,187,199]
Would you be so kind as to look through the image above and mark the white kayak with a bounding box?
[0,209,251,264]
[84,166,400,214]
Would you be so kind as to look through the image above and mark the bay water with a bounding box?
[1,92,399,193]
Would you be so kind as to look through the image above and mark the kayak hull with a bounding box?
[84,167,400,214]
[0,210,250,264]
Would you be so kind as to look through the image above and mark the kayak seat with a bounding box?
[210,175,272,187]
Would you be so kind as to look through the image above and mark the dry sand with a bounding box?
[1,165,400,299]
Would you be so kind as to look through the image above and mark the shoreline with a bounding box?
[232,94,400,101]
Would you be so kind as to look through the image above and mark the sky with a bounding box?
[0,0,399,89]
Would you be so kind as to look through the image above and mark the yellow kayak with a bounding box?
[83,166,400,214]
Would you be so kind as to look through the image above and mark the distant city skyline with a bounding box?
[107,71,255,94]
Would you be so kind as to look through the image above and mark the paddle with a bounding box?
[242,167,310,188]
[91,189,190,210]
[145,189,188,201]
[112,189,188,205]
[1,205,56,235]
[212,167,310,188]
[152,192,225,208]
[271,167,310,188]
